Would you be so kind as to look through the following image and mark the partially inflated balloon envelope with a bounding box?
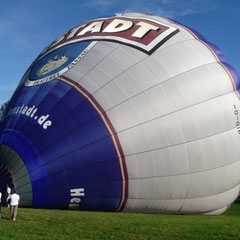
[1,13,240,215]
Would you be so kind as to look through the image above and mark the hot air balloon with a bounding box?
[0,13,239,215]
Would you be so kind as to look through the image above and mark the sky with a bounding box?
[0,0,239,106]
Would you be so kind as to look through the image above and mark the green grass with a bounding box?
[1,203,240,240]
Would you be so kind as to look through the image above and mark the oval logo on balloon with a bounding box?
[25,41,96,87]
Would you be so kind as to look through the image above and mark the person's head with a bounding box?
[12,189,17,194]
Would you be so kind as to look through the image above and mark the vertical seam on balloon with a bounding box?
[58,75,129,212]
[162,16,240,100]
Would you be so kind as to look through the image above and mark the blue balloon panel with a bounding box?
[0,80,122,211]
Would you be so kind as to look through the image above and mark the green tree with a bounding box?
[0,100,10,121]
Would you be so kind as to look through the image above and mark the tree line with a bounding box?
[0,100,9,121]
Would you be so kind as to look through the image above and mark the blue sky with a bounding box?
[0,0,239,106]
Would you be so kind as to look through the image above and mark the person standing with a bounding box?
[0,191,2,219]
[5,184,11,208]
[10,189,20,221]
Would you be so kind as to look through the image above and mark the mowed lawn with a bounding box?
[0,202,240,240]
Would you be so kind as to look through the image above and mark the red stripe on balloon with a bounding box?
[59,75,129,212]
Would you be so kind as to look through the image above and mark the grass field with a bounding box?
[1,203,240,240]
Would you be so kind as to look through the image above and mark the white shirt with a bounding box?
[10,193,20,206]
[0,192,2,202]
[6,187,11,200]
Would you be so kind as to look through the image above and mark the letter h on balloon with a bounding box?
[69,188,85,208]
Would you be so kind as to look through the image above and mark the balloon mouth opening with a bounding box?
[0,164,14,204]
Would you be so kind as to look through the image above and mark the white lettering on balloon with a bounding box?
[69,188,85,209]
[2,104,52,130]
